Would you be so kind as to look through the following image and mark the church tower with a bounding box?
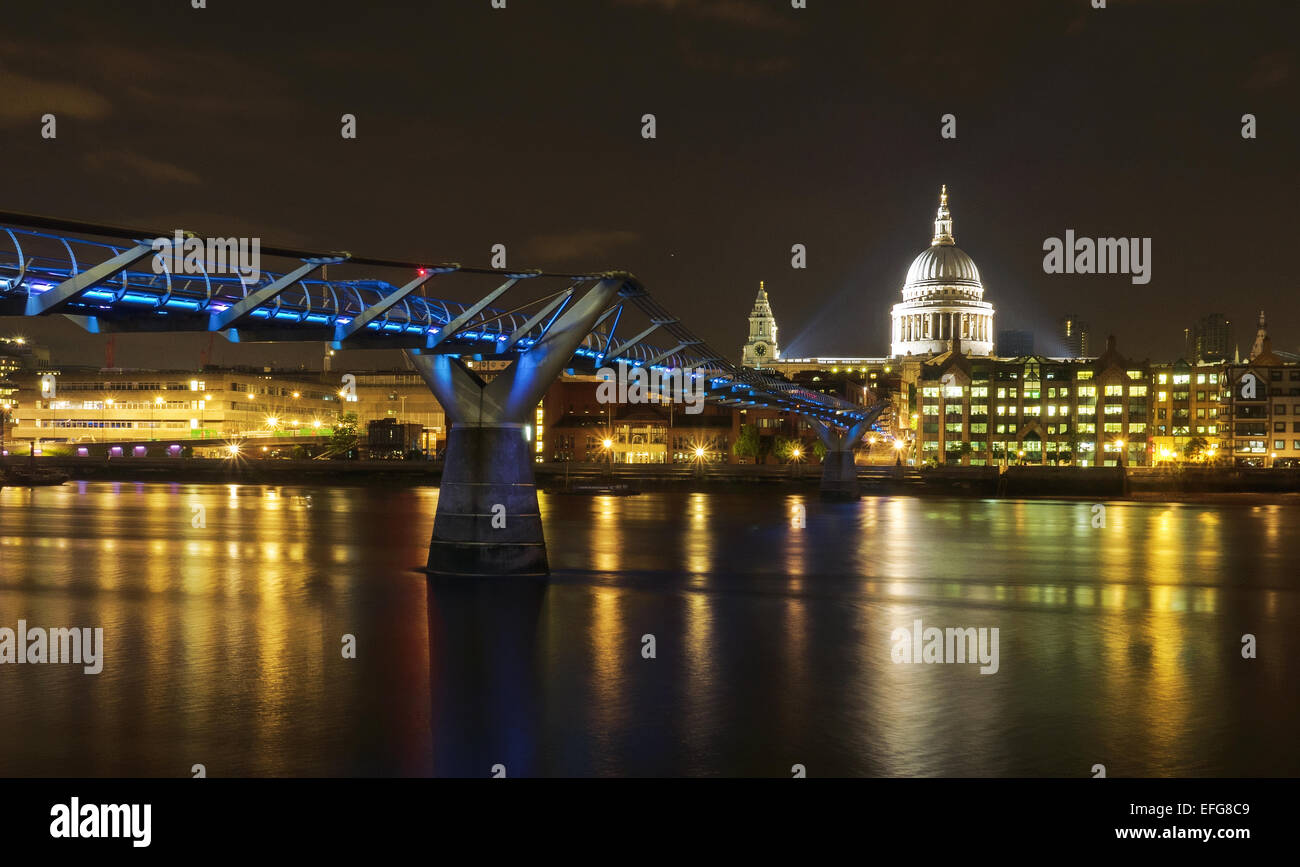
[741,281,780,367]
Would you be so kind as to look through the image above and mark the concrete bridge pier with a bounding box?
[812,416,878,501]
[407,276,626,577]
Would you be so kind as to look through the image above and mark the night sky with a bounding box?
[2,0,1296,369]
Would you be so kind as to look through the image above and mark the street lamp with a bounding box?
[153,396,164,439]
[601,437,614,475]
[1115,438,1125,467]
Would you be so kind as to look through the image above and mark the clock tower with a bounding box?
[741,281,780,368]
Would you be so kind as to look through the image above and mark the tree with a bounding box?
[1184,436,1209,462]
[773,435,799,461]
[732,424,761,461]
[812,440,827,462]
[330,411,360,459]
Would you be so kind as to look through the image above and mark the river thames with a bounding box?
[0,482,1296,777]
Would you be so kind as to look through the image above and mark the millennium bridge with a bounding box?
[0,212,885,576]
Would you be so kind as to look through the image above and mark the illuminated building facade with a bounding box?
[907,335,1152,467]
[1149,360,1224,464]
[3,367,446,452]
[1220,315,1300,467]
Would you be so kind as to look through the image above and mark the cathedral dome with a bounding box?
[903,245,982,293]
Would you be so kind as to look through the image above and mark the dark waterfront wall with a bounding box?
[7,457,1300,498]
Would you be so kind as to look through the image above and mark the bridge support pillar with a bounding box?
[812,416,879,501]
[820,447,860,500]
[408,276,626,577]
[429,423,547,576]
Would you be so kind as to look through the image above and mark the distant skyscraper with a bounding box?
[996,329,1035,357]
[741,281,780,367]
[1188,313,1232,363]
[1058,314,1090,357]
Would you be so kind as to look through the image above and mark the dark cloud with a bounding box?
[522,230,642,265]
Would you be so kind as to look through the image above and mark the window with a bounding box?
[1129,385,1147,396]
[1276,404,1287,415]
[1173,374,1190,385]
[1127,370,1143,380]
[971,387,988,397]
[944,386,964,399]
[1105,385,1124,396]
[923,387,939,397]
[1077,371,1093,381]
[1158,373,1168,384]
[1128,422,1146,433]
[1275,440,1286,450]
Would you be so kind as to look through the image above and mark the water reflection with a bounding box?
[0,483,1296,776]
